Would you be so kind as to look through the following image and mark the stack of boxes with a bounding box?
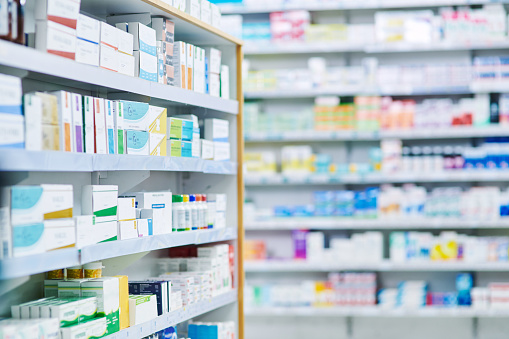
[173,41,187,89]
[121,22,158,82]
[174,114,200,157]
[117,29,135,76]
[122,100,151,155]
[123,191,173,235]
[0,74,24,149]
[100,22,120,72]
[81,185,119,244]
[76,14,100,67]
[206,48,222,97]
[117,197,137,240]
[149,105,168,156]
[204,118,230,161]
[168,116,194,157]
[153,18,175,86]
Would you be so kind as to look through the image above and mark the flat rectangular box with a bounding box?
[93,97,107,154]
[126,130,150,155]
[100,43,119,72]
[76,38,100,66]
[95,215,118,243]
[58,279,88,298]
[117,197,136,221]
[150,133,167,156]
[114,101,125,154]
[181,141,192,157]
[118,29,134,56]
[193,46,205,94]
[60,317,107,339]
[186,43,194,90]
[205,47,221,75]
[82,96,95,154]
[75,215,95,249]
[81,277,120,336]
[151,18,175,43]
[42,123,60,151]
[213,141,230,161]
[168,117,182,139]
[70,93,84,153]
[200,0,211,25]
[36,20,76,60]
[220,65,230,99]
[0,73,22,115]
[204,118,229,142]
[157,41,174,65]
[119,100,150,131]
[105,100,116,154]
[136,218,152,237]
[100,22,119,50]
[35,0,81,29]
[134,50,158,82]
[185,0,201,18]
[173,41,187,89]
[129,295,157,326]
[201,139,213,160]
[128,22,157,56]
[77,14,100,44]
[0,113,24,149]
[129,281,167,316]
[118,51,135,77]
[170,140,181,157]
[51,91,73,152]
[181,119,194,141]
[81,185,118,218]
[148,105,167,136]
[35,92,58,125]
[118,220,138,240]
[44,218,75,251]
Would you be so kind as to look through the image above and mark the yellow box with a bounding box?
[114,275,129,330]
[150,134,167,156]
[42,124,60,151]
[148,105,167,136]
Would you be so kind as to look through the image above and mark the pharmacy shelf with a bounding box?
[104,290,237,339]
[244,218,509,231]
[245,125,509,143]
[245,41,509,55]
[244,171,509,186]
[245,307,509,318]
[0,228,237,280]
[0,40,238,115]
[244,260,509,272]
[220,0,509,14]
[0,149,237,174]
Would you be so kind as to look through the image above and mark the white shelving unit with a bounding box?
[0,0,245,338]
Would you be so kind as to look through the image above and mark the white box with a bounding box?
[23,94,42,151]
[213,141,230,161]
[136,218,152,237]
[130,192,172,235]
[186,43,194,90]
[77,14,100,44]
[70,93,84,153]
[157,41,174,65]
[174,0,186,11]
[76,38,100,66]
[82,96,95,154]
[35,0,81,29]
[93,97,107,154]
[100,22,119,50]
[129,295,158,325]
[81,277,120,335]
[205,47,221,75]
[173,41,187,89]
[105,100,116,154]
[0,204,11,259]
[200,0,211,25]
[193,47,205,93]
[81,185,118,218]
[119,100,150,131]
[100,43,119,72]
[151,18,175,43]
[150,133,166,156]
[118,29,134,56]
[118,220,138,240]
[51,91,73,152]
[117,197,136,221]
[114,101,125,154]
[75,215,95,249]
[126,130,150,155]
[134,50,158,82]
[204,118,229,142]
[35,20,76,60]
[211,3,221,28]
[185,0,201,18]
[118,52,135,77]
[220,65,230,99]
[43,218,76,251]
[95,215,118,243]
[128,22,156,56]
[209,73,220,97]
[201,139,213,160]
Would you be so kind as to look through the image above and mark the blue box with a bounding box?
[181,141,193,157]
[181,119,194,141]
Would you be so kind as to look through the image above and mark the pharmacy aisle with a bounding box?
[217,0,509,338]
[0,1,244,339]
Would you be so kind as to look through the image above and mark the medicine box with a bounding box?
[186,43,194,90]
[81,277,120,336]
[200,0,212,25]
[42,124,60,151]
[43,218,76,251]
[204,118,229,142]
[220,65,230,99]
[36,20,77,60]
[118,220,138,240]
[151,18,175,43]
[213,141,230,161]
[170,140,181,157]
[100,22,119,50]
[0,113,24,149]
[131,192,172,235]
[205,47,221,75]
[82,96,95,154]
[211,3,221,28]
[185,0,201,18]
[174,0,186,11]
[181,141,193,157]
[114,275,130,330]
[105,100,116,154]
[95,215,118,243]
[128,22,157,56]
[75,215,95,249]
[77,14,100,44]
[129,295,157,326]
[51,91,73,152]
[35,0,80,29]
[129,281,168,316]
[201,139,213,160]
[70,93,84,153]
[36,92,58,125]
[163,63,175,86]
[150,134,167,156]
[81,185,118,218]
[100,43,119,72]
[60,317,107,339]
[93,97,107,154]
[173,42,187,89]
[118,52,135,77]
[42,299,81,327]
[134,50,158,82]
[168,117,182,140]
[12,221,45,257]
[114,101,125,154]
[76,35,100,67]
[0,74,22,115]
[118,29,134,56]
[157,41,174,65]
[58,279,88,298]
[44,280,61,298]
[148,105,167,135]
[136,218,152,237]
[193,47,205,94]
[181,119,194,141]
[42,184,73,220]
[126,130,150,155]
[117,197,136,221]
[119,100,150,131]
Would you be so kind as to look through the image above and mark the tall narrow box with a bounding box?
[148,105,167,156]
[151,18,175,43]
[93,98,107,154]
[220,65,230,99]
[81,277,120,336]
[105,100,116,154]
[115,101,125,154]
[193,47,205,94]
[173,42,187,89]
[83,96,95,154]
[71,93,84,153]
[23,94,43,151]
[51,91,73,152]
[114,275,130,330]
[186,43,194,90]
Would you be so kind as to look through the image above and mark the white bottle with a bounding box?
[189,194,199,230]
[183,195,192,231]
[198,194,207,229]
[172,195,185,231]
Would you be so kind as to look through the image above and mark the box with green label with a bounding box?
[81,185,118,218]
[81,277,120,336]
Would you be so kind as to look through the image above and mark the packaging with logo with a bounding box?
[126,129,150,155]
[81,277,120,336]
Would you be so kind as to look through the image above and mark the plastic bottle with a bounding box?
[182,194,192,231]
[201,194,209,229]
[172,195,185,232]
[195,194,203,230]
[189,194,199,231]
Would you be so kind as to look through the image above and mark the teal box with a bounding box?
[181,120,194,142]
[126,130,150,155]
[181,141,192,157]
[119,101,150,131]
